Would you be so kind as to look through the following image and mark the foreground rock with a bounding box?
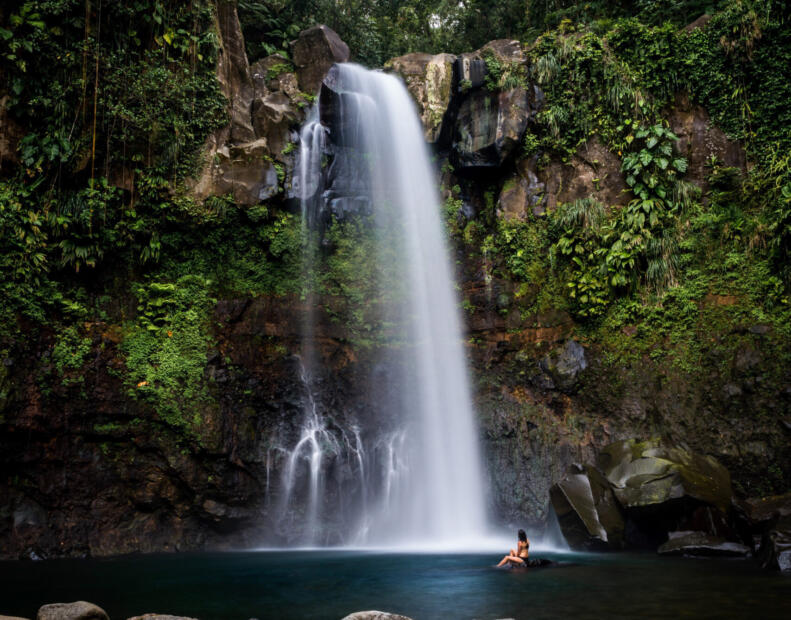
[37,602,108,620]
[657,531,751,557]
[341,613,413,620]
[126,615,198,620]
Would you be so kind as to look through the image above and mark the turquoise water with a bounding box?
[0,551,789,619]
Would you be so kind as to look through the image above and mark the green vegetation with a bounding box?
[122,275,215,432]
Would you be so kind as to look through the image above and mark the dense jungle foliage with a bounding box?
[1,0,790,432]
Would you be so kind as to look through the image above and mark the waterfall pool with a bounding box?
[1,550,788,619]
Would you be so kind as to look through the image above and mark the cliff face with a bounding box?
[1,13,789,559]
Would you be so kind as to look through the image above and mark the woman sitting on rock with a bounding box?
[496,529,529,567]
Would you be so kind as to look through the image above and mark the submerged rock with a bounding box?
[550,463,625,550]
[37,602,108,620]
[657,530,751,557]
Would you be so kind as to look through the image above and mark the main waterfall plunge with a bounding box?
[267,64,489,548]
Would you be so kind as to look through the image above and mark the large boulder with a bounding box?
[597,439,733,513]
[386,53,456,143]
[550,463,625,550]
[37,602,108,620]
[291,25,350,95]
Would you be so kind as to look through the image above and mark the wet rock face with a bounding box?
[291,25,350,95]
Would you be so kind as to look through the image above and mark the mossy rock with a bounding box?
[597,438,732,513]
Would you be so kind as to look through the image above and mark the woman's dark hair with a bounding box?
[518,529,527,542]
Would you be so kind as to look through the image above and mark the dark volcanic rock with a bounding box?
[37,602,108,620]
[540,340,587,392]
[657,530,751,557]
[291,25,350,94]
[550,463,625,550]
[758,514,791,571]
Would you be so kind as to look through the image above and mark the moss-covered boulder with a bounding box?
[597,438,733,513]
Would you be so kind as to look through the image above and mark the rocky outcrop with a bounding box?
[192,23,351,205]
[386,53,456,143]
[291,24,350,94]
[37,602,108,620]
[551,439,744,551]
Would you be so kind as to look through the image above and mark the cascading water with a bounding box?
[273,63,488,548]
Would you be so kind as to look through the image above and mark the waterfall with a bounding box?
[276,63,488,548]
